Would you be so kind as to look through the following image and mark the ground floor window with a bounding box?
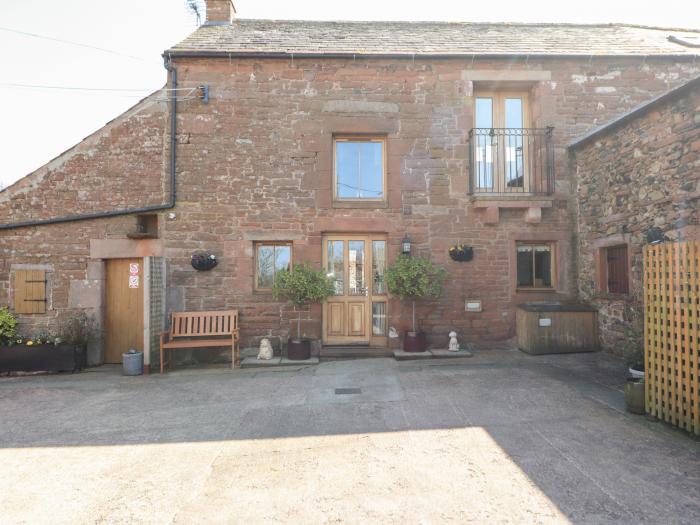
[516,242,554,289]
[601,245,629,295]
[255,243,292,291]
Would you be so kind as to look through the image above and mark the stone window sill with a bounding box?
[332,200,389,209]
[471,195,554,209]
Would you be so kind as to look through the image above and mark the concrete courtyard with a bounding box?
[1,346,699,524]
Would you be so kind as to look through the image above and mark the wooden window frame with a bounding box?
[254,242,293,293]
[332,135,387,205]
[599,244,630,296]
[515,241,556,291]
[473,90,531,129]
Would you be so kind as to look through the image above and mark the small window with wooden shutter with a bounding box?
[13,270,48,314]
[602,245,629,295]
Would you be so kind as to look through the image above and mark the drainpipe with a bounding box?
[0,58,179,230]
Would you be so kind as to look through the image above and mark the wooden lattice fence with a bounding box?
[644,241,700,435]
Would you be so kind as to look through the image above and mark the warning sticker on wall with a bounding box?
[129,263,140,276]
[129,275,139,289]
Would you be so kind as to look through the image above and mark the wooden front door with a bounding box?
[322,234,388,346]
[105,258,144,363]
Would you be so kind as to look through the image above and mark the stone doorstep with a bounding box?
[240,356,319,368]
[394,346,475,361]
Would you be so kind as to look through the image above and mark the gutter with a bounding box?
[568,74,700,150]
[166,50,700,60]
[0,59,179,231]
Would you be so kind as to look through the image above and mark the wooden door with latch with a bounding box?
[104,258,144,363]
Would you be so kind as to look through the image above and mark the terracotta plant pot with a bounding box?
[403,331,426,352]
[287,338,311,360]
[624,378,645,415]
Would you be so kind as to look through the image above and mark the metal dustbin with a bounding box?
[122,349,144,376]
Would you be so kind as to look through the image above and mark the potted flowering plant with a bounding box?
[0,308,89,373]
[448,244,474,262]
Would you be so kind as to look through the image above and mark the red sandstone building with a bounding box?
[1,0,699,370]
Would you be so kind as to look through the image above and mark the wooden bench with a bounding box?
[160,310,240,373]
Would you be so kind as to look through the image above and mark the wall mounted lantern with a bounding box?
[401,234,412,255]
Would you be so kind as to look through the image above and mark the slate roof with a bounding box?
[569,75,700,148]
[168,19,700,57]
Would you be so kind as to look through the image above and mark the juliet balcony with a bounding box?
[468,127,554,196]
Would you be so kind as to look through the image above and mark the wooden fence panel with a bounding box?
[644,241,700,435]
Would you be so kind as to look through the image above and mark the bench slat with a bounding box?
[169,310,238,337]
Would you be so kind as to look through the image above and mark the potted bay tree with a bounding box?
[273,262,336,360]
[385,254,447,352]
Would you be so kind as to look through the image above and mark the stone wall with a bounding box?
[1,55,699,360]
[572,83,700,353]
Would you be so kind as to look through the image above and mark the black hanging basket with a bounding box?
[191,253,218,271]
[448,245,474,262]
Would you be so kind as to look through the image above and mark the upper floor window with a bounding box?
[517,242,554,290]
[473,91,532,193]
[334,136,386,202]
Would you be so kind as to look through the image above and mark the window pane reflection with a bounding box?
[372,302,387,336]
[348,240,366,296]
[327,240,344,295]
[336,141,384,199]
[372,240,386,295]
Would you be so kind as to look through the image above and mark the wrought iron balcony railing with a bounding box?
[468,127,554,196]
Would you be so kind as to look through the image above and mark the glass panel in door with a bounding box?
[372,302,387,336]
[371,240,386,295]
[475,97,494,190]
[347,240,366,296]
[327,240,344,295]
[504,97,524,189]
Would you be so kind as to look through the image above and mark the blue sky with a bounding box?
[1,0,698,188]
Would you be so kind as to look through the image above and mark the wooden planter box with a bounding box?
[516,303,598,355]
[0,344,86,373]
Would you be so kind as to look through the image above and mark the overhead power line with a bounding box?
[0,26,158,63]
[0,83,201,101]
[0,82,193,92]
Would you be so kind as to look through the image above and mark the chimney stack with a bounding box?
[205,0,236,25]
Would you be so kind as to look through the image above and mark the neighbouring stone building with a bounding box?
[570,76,700,352]
[1,0,699,369]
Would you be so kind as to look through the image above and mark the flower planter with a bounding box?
[287,338,311,360]
[191,253,218,271]
[448,245,474,262]
[403,331,427,352]
[624,378,645,415]
[0,344,86,373]
[628,367,644,380]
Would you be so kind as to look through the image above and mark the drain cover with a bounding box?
[335,388,362,395]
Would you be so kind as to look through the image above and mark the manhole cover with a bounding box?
[335,388,362,395]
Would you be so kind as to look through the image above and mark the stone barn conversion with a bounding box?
[570,76,700,352]
[1,0,699,370]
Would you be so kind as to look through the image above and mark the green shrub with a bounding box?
[622,331,644,371]
[273,263,336,339]
[60,312,97,347]
[385,254,448,332]
[0,307,18,344]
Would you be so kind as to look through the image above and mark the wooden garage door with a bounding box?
[105,259,144,364]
